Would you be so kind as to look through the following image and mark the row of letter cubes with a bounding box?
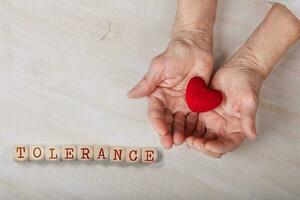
[13,145,158,163]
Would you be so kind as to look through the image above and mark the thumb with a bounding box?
[240,97,258,140]
[127,69,162,99]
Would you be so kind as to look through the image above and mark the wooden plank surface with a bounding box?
[0,0,299,199]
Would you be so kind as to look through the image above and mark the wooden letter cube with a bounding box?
[78,145,93,161]
[13,145,29,162]
[61,145,77,161]
[142,148,157,164]
[110,146,125,162]
[29,145,45,161]
[94,145,109,161]
[126,147,141,163]
[45,146,61,161]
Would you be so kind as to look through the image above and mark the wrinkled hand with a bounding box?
[186,62,263,158]
[128,37,213,149]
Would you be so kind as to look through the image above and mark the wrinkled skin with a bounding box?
[127,41,213,149]
[127,2,299,158]
[186,65,263,158]
[128,37,263,158]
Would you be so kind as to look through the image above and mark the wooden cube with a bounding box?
[13,145,29,162]
[29,145,45,161]
[61,145,77,161]
[78,145,93,161]
[142,148,157,164]
[110,146,125,162]
[94,145,109,161]
[125,147,141,163]
[45,146,61,161]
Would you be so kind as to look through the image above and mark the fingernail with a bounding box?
[160,131,170,136]
[126,91,133,98]
[174,139,183,146]
[163,144,173,150]
[193,144,202,151]
[186,139,193,148]
[249,133,257,141]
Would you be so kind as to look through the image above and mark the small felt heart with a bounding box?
[186,77,223,112]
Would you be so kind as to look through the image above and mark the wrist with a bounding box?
[227,3,300,82]
[170,27,213,52]
[228,46,268,81]
[172,0,217,52]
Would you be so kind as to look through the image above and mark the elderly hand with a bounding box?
[186,58,263,158]
[127,0,218,149]
[185,3,300,158]
[127,33,213,149]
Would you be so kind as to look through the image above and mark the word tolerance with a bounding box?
[13,145,158,164]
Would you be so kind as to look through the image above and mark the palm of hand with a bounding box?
[128,43,213,149]
[150,44,212,114]
[186,66,260,157]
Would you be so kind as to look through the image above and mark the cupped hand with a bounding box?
[128,37,213,149]
[186,62,264,158]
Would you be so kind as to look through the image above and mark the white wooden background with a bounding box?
[0,0,299,199]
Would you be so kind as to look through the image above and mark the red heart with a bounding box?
[186,77,223,112]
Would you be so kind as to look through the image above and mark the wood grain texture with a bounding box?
[45,145,61,161]
[78,145,93,161]
[94,145,110,161]
[0,0,299,199]
[29,145,45,161]
[126,147,141,163]
[13,145,29,162]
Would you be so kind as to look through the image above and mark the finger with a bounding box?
[160,109,173,149]
[185,113,198,137]
[186,136,223,158]
[127,68,162,99]
[160,134,173,150]
[186,136,204,149]
[147,97,169,136]
[204,128,218,140]
[205,132,246,154]
[199,111,224,140]
[172,111,186,146]
[241,98,258,140]
[165,108,173,123]
[193,115,205,137]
